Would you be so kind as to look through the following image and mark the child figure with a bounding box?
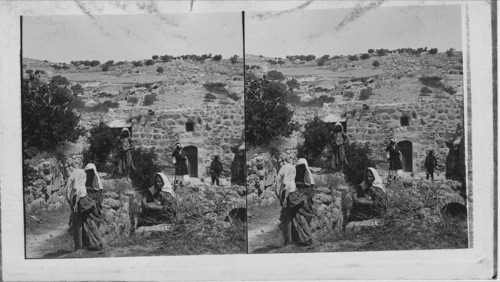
[116,128,135,177]
[210,155,223,186]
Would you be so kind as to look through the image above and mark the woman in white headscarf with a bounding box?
[330,122,349,172]
[274,157,297,245]
[72,163,104,251]
[348,167,388,222]
[116,127,135,177]
[139,173,177,226]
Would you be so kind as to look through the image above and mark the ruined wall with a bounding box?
[110,102,244,179]
[294,98,464,173]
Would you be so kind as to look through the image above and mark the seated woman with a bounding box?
[348,167,388,222]
[139,173,177,227]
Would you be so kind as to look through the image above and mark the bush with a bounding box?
[267,70,285,81]
[317,57,328,66]
[360,53,370,60]
[22,78,84,151]
[376,49,388,56]
[342,142,377,185]
[90,60,100,67]
[130,147,166,195]
[286,78,300,91]
[160,55,172,63]
[348,55,359,61]
[51,75,70,86]
[343,91,354,100]
[428,48,438,55]
[203,92,216,102]
[92,100,119,112]
[446,48,455,57]
[443,86,456,95]
[82,122,116,173]
[26,69,34,75]
[128,96,139,105]
[419,86,433,96]
[372,60,380,68]
[419,76,443,88]
[71,84,84,96]
[143,93,157,106]
[297,117,330,167]
[156,66,164,74]
[230,55,238,64]
[302,95,335,107]
[245,78,298,146]
[102,65,110,72]
[227,92,240,101]
[359,87,373,100]
[203,82,228,95]
[368,49,374,54]
[152,55,159,60]
[133,61,143,67]
[145,59,155,66]
[212,54,222,61]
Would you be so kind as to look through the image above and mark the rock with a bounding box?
[314,187,330,194]
[135,223,173,236]
[104,192,120,199]
[103,198,121,210]
[345,219,382,232]
[314,193,333,205]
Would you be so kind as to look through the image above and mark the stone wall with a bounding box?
[294,98,464,173]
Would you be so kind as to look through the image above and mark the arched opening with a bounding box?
[225,207,247,222]
[183,146,198,177]
[397,140,413,172]
[442,202,467,220]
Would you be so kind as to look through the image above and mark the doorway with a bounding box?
[183,146,198,177]
[397,140,413,172]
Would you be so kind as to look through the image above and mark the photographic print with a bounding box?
[245,4,470,254]
[22,12,246,259]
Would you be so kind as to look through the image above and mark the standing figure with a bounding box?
[139,173,177,226]
[386,138,402,181]
[274,157,297,246]
[210,155,223,186]
[424,150,438,181]
[171,143,189,187]
[116,128,135,177]
[348,167,387,222]
[330,122,349,172]
[69,163,104,252]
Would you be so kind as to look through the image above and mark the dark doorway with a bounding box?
[397,140,413,172]
[400,115,410,126]
[185,120,195,132]
[183,146,198,177]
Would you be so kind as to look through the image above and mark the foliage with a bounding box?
[348,55,359,61]
[130,147,166,195]
[286,78,300,91]
[71,84,84,96]
[143,93,158,106]
[419,86,433,96]
[82,122,116,173]
[286,55,316,61]
[267,70,285,81]
[428,48,438,55]
[442,86,456,95]
[360,53,370,60]
[342,142,377,185]
[92,100,119,112]
[156,66,164,74]
[359,87,373,100]
[368,49,374,54]
[203,82,228,95]
[127,96,139,105]
[212,54,222,61]
[133,61,143,67]
[203,92,217,102]
[245,77,298,146]
[230,55,238,64]
[102,65,110,72]
[26,69,33,75]
[446,48,455,57]
[152,55,159,60]
[419,76,443,88]
[376,48,389,56]
[301,95,335,107]
[90,60,100,67]
[343,91,354,100]
[51,75,70,86]
[22,78,84,151]
[317,56,328,66]
[297,117,330,167]
[160,55,172,62]
[227,92,240,101]
[145,59,155,66]
[372,60,380,68]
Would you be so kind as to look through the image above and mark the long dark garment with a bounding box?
[72,188,104,250]
[330,131,349,172]
[425,154,438,180]
[386,145,402,170]
[286,183,314,246]
[138,188,177,227]
[172,149,189,176]
[117,137,135,176]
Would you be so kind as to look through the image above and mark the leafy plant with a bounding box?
[82,122,116,173]
[143,93,158,106]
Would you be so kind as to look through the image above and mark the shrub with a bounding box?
[317,57,328,66]
[71,84,84,96]
[102,65,110,72]
[104,60,114,66]
[133,61,143,67]
[286,78,300,91]
[267,70,285,81]
[360,53,370,60]
[203,92,217,102]
[203,82,228,95]
[302,95,335,107]
[348,55,359,61]
[130,147,166,195]
[26,69,33,75]
[342,142,377,185]
[376,49,388,56]
[143,93,157,106]
[227,92,240,101]
[419,76,443,88]
[160,55,172,63]
[82,122,116,173]
[92,100,119,112]
[419,86,433,96]
[212,54,222,61]
[245,78,298,146]
[128,96,139,105]
[230,55,238,64]
[446,48,455,57]
[428,48,438,55]
[297,117,330,167]
[22,78,84,151]
[245,72,259,82]
[51,75,70,86]
[152,55,159,60]
[368,49,374,54]
[343,91,354,100]
[372,60,380,68]
[305,55,316,61]
[145,59,155,66]
[156,66,164,74]
[443,86,456,95]
[359,87,373,100]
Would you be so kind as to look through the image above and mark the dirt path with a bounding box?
[26,221,71,259]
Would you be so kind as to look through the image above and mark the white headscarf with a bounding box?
[65,168,87,203]
[334,122,344,132]
[296,158,315,186]
[155,173,176,198]
[121,127,130,137]
[360,167,385,192]
[274,163,296,204]
[84,163,103,191]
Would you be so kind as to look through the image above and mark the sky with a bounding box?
[23,12,243,62]
[247,4,462,57]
